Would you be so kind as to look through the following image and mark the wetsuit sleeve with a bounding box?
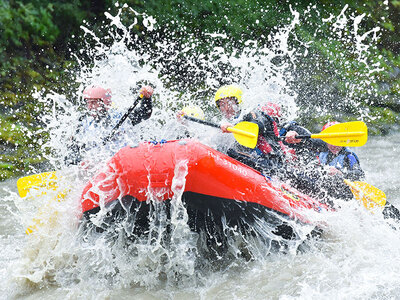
[128,96,153,126]
[282,123,328,153]
[284,123,310,136]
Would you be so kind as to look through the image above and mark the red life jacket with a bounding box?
[255,117,297,161]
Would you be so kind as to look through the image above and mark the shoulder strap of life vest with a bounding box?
[344,147,360,169]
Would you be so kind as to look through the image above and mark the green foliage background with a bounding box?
[0,0,399,180]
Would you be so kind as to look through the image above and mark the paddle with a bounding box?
[185,117,367,148]
[17,171,69,234]
[290,121,368,147]
[17,171,59,198]
[183,115,259,148]
[343,179,387,212]
[102,95,142,144]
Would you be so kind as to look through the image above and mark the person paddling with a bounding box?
[293,121,363,201]
[82,85,153,128]
[315,121,400,220]
[65,85,154,165]
[317,121,364,181]
[214,85,287,174]
[256,102,328,165]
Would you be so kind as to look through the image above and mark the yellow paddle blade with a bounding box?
[17,171,59,198]
[24,186,68,235]
[311,121,368,147]
[227,121,259,149]
[344,179,386,212]
[17,171,70,235]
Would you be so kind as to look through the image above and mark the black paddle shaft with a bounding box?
[278,134,311,140]
[183,115,220,128]
[103,96,141,144]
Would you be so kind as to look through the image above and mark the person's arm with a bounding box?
[284,123,328,152]
[129,86,153,126]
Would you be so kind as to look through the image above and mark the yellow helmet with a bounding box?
[181,106,205,120]
[214,85,243,105]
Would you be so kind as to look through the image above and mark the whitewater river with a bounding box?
[1,133,399,299]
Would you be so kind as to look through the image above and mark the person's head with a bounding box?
[259,102,282,123]
[83,86,112,119]
[214,85,242,120]
[181,106,205,120]
[323,121,342,155]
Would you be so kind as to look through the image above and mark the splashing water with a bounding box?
[1,3,400,299]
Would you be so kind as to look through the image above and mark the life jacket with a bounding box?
[319,147,360,171]
[256,112,279,155]
[76,110,131,152]
[247,111,295,160]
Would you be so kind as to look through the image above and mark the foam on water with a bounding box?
[1,3,399,299]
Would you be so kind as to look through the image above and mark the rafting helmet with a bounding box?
[181,106,205,120]
[83,86,112,107]
[259,102,282,118]
[214,85,243,106]
[322,121,339,131]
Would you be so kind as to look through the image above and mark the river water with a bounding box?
[0,133,399,299]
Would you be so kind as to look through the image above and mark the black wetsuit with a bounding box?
[227,113,326,194]
[226,110,285,175]
[279,121,328,164]
[275,122,349,201]
[129,96,153,127]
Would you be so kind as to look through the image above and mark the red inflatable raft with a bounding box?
[80,139,330,241]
